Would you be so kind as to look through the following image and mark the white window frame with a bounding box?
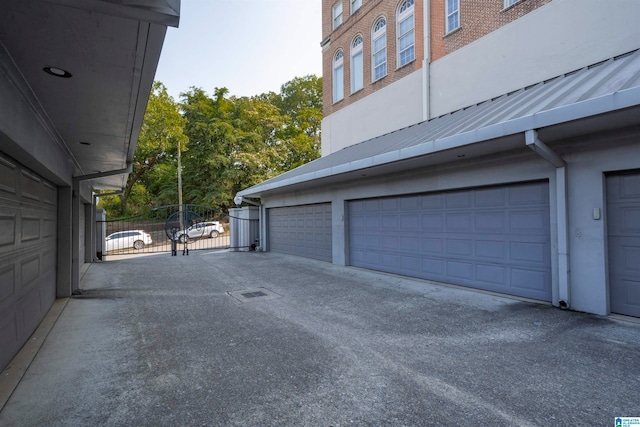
[445,0,460,33]
[333,50,344,103]
[504,0,522,8]
[332,1,343,30]
[350,34,364,93]
[351,0,362,14]
[397,0,415,67]
[372,17,387,82]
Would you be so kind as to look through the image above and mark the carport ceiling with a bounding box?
[0,0,179,189]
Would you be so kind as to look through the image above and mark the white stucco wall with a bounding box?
[321,69,424,155]
[429,0,640,117]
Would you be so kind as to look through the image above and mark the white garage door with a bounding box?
[268,203,332,262]
[349,182,552,301]
[607,171,640,317]
[0,153,57,370]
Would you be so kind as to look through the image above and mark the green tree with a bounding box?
[179,76,323,211]
[273,75,323,169]
[98,81,187,217]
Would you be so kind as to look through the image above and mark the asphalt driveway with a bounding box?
[1,250,639,426]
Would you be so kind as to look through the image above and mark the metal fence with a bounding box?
[97,204,249,257]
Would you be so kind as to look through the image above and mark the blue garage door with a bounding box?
[607,171,640,317]
[349,182,552,301]
[268,203,332,262]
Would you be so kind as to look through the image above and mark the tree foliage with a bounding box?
[98,81,187,217]
[98,75,322,218]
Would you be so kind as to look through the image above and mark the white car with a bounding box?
[174,221,224,242]
[105,230,152,251]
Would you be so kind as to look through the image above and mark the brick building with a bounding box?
[238,0,640,318]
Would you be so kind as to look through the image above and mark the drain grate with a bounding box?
[241,291,267,299]
[228,287,281,303]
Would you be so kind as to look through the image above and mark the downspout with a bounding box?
[422,0,431,121]
[525,130,570,309]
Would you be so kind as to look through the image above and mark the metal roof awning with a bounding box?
[237,49,640,199]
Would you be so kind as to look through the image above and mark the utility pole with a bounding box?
[177,141,184,230]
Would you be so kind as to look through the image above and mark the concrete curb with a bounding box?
[0,297,69,411]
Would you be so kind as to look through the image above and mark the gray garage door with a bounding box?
[0,153,57,371]
[349,182,551,301]
[268,203,332,262]
[607,171,640,317]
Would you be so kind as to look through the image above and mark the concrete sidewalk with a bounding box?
[1,250,639,426]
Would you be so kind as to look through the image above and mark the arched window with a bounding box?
[372,17,387,82]
[397,0,415,67]
[350,35,364,93]
[333,49,344,103]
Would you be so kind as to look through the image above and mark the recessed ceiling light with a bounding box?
[43,66,72,78]
[79,141,91,146]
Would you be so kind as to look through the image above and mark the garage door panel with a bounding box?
[476,212,506,231]
[475,187,506,206]
[476,240,506,260]
[21,216,41,241]
[446,191,472,208]
[509,210,549,233]
[20,255,40,288]
[0,214,16,246]
[510,241,548,264]
[623,280,640,306]
[349,182,551,301]
[421,213,443,229]
[268,203,332,262]
[447,260,473,280]
[608,174,640,199]
[0,153,57,371]
[608,172,640,316]
[399,214,420,230]
[446,213,472,231]
[0,265,15,303]
[422,237,444,254]
[476,264,506,286]
[509,182,548,205]
[511,268,548,292]
[421,193,444,209]
[446,239,472,256]
[20,170,42,201]
[422,258,445,276]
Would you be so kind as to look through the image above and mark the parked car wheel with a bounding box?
[133,240,144,250]
[209,230,220,238]
[178,234,188,243]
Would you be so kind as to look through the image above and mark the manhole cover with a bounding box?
[228,288,281,303]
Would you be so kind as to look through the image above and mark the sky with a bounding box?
[155,0,323,101]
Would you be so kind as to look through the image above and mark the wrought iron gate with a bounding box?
[98,204,249,257]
